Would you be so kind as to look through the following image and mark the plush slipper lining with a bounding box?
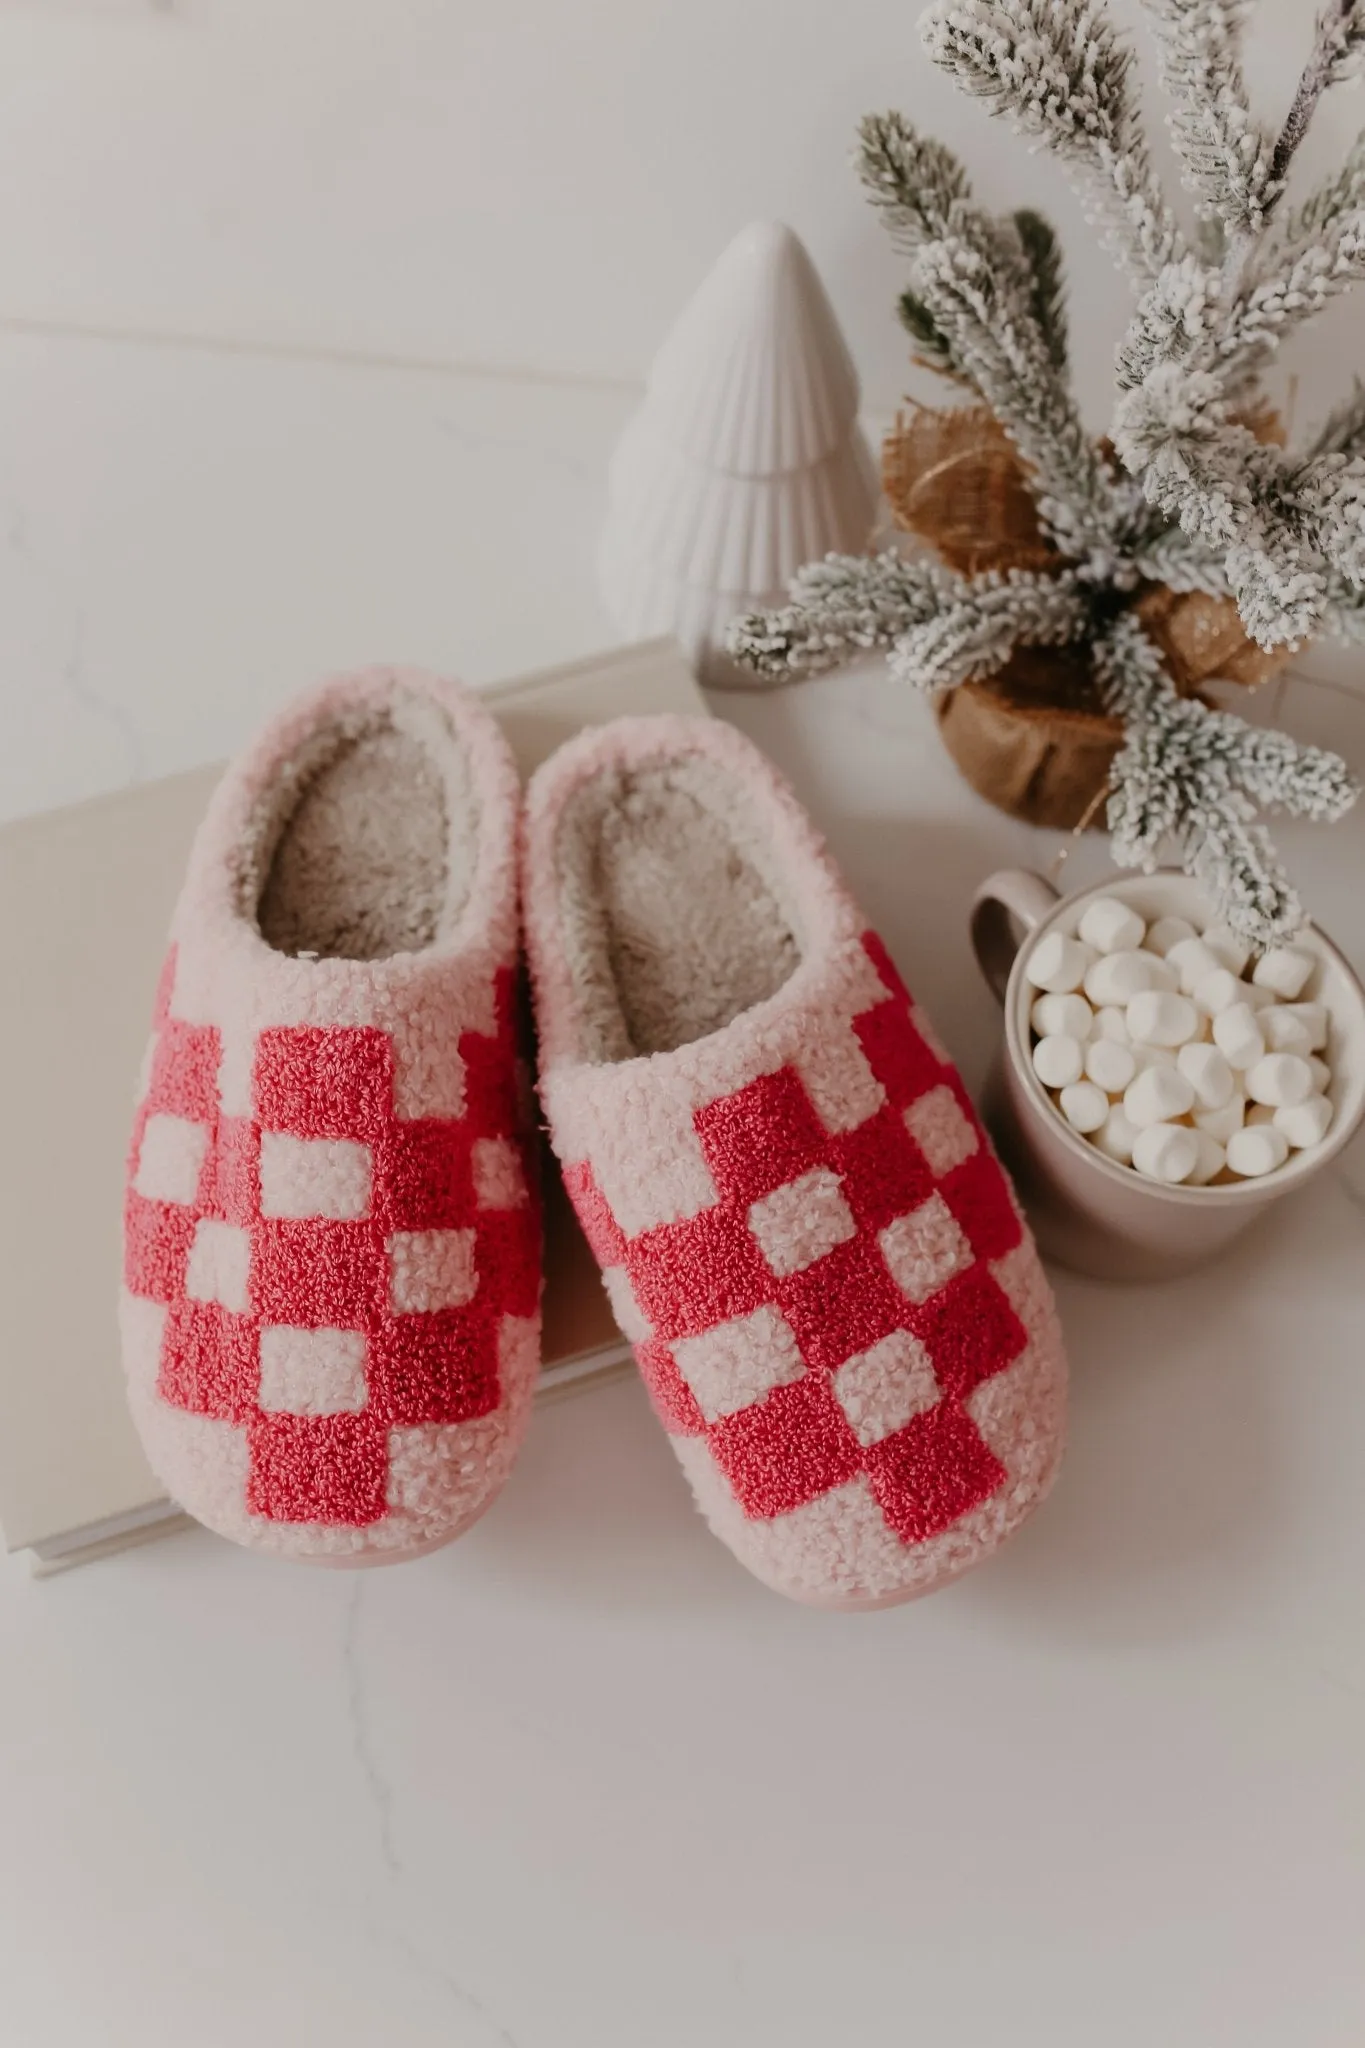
[246,692,478,962]
[555,754,802,1060]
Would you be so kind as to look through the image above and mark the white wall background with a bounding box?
[0,0,1360,434]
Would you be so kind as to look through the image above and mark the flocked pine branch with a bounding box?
[889,570,1090,692]
[1142,0,1274,237]
[1130,523,1234,595]
[1013,208,1070,374]
[857,113,1068,387]
[728,1,1364,937]
[921,0,1185,282]
[1305,378,1365,460]
[1093,614,1359,943]
[725,553,952,681]
[1270,126,1365,255]
[909,240,1134,563]
[1268,1,1365,191]
[1113,366,1329,645]
[725,559,1090,692]
[856,111,1135,559]
[1219,203,1365,374]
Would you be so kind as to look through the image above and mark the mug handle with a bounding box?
[971,869,1061,1007]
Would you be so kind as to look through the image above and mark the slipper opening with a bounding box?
[557,752,802,1060]
[250,689,478,962]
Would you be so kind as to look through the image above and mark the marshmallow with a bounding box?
[1085,1038,1137,1095]
[1025,931,1094,994]
[1194,1097,1244,1141]
[1060,1081,1110,1133]
[1188,1132,1227,1185]
[1033,1033,1085,1089]
[1084,950,1162,1008]
[1077,896,1146,955]
[1191,967,1242,1017]
[1212,1002,1265,1070]
[1132,1043,1178,1071]
[1166,937,1224,996]
[1263,1001,1327,1053]
[1132,1122,1199,1183]
[1146,915,1198,958]
[1308,1054,1332,1092]
[1124,1063,1196,1128]
[1226,1125,1289,1178]
[1092,1005,1131,1044]
[1245,1052,1313,1109]
[1177,1041,1235,1110]
[1127,989,1199,1047]
[1095,1106,1139,1163]
[1031,992,1094,1041]
[1258,1005,1314,1057]
[1201,923,1251,977]
[1274,1094,1333,1150]
[1252,946,1314,1000]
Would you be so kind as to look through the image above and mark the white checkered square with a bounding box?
[748,1166,857,1278]
[472,1136,528,1210]
[134,1113,208,1205]
[673,1305,806,1422]
[388,1229,477,1313]
[185,1219,251,1312]
[259,1326,368,1415]
[832,1330,940,1446]
[904,1085,979,1178]
[879,1193,973,1305]
[259,1133,373,1220]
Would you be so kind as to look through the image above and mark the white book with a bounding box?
[0,640,706,1571]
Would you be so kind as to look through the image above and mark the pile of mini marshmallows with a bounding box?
[1024,898,1334,1185]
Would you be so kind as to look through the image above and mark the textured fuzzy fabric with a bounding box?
[121,668,540,1563]
[523,714,1066,1607]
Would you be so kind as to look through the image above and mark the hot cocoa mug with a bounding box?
[971,868,1365,1281]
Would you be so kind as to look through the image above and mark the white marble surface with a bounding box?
[3,198,1365,2048]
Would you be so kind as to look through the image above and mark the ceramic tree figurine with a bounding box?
[599,219,879,686]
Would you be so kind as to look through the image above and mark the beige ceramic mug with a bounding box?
[971,867,1365,1281]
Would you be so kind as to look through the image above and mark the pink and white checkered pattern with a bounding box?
[123,946,539,1550]
[553,931,1063,1602]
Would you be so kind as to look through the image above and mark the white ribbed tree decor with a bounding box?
[599,219,879,686]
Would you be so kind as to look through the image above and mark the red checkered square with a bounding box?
[378,1119,476,1230]
[253,1027,394,1141]
[158,1300,259,1421]
[695,1068,828,1205]
[145,1021,221,1124]
[707,1373,863,1518]
[246,1412,389,1524]
[126,953,536,1526]
[124,1192,197,1303]
[828,1101,935,1232]
[864,1400,1007,1543]
[563,931,1024,1551]
[854,998,944,1110]
[367,1309,501,1426]
[627,1203,772,1342]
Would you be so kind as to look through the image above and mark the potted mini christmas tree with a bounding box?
[728,0,1365,945]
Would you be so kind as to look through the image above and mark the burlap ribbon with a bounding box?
[883,405,1293,828]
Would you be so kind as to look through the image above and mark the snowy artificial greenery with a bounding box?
[727,0,1365,944]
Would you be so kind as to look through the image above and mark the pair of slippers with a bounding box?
[121,669,1065,1607]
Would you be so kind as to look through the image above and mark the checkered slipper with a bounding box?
[121,668,540,1563]
[522,715,1065,1607]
